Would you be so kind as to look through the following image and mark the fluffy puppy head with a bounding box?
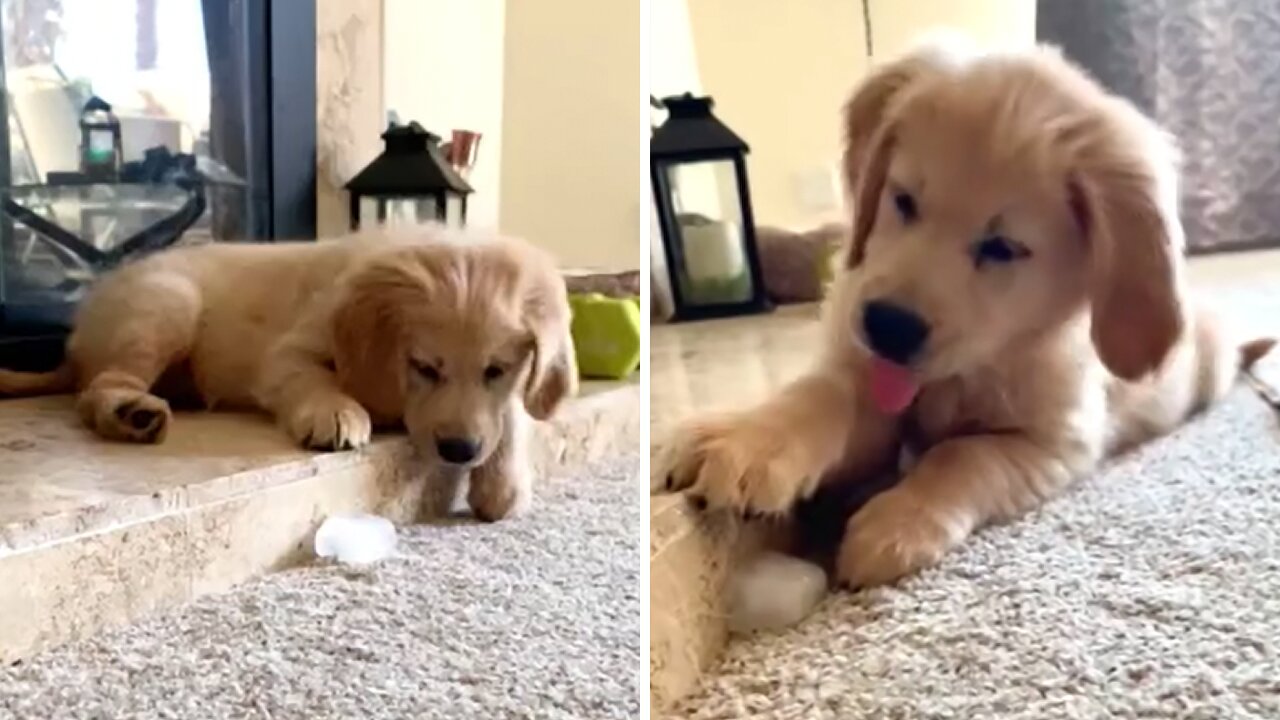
[834,37,1186,414]
[331,232,577,467]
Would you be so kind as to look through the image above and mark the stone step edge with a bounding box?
[0,383,638,663]
[1,382,636,555]
[649,492,774,712]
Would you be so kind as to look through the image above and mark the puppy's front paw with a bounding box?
[468,474,531,523]
[468,453,532,520]
[836,486,968,588]
[655,415,809,516]
[286,393,372,451]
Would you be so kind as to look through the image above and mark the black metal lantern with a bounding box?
[650,93,770,321]
[79,96,123,182]
[345,121,473,230]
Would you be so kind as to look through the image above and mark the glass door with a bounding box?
[0,0,315,367]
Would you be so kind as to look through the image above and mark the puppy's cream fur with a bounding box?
[0,227,577,522]
[657,39,1272,590]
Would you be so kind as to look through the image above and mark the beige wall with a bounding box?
[384,0,506,229]
[650,0,704,100]
[650,0,706,317]
[686,0,865,232]
[869,0,1037,60]
[500,0,641,271]
[684,0,1036,232]
[319,0,640,270]
[316,0,385,237]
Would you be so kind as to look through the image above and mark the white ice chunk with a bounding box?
[314,514,398,565]
[728,551,829,634]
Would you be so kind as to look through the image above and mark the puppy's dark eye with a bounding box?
[893,191,917,222]
[972,235,1030,268]
[483,365,505,382]
[413,361,442,383]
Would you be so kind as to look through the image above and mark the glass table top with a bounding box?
[0,181,211,324]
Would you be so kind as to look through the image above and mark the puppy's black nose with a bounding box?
[436,437,481,464]
[862,300,930,364]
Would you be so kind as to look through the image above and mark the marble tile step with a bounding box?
[649,495,733,711]
[649,491,774,711]
[0,381,639,663]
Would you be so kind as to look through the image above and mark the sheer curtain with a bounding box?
[1039,0,1280,253]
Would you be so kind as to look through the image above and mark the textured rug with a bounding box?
[668,377,1280,719]
[0,455,641,720]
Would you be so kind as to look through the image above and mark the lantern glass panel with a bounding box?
[662,159,754,306]
[85,127,118,164]
[446,194,464,225]
[358,196,380,226]
[384,197,435,225]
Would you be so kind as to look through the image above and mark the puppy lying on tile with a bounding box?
[0,226,577,522]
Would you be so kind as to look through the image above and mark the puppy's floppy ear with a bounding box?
[521,261,578,420]
[841,49,952,267]
[842,57,930,188]
[331,256,427,421]
[1068,114,1186,381]
[846,124,896,269]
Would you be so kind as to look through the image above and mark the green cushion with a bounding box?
[569,293,641,380]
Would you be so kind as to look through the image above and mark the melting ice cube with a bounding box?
[314,514,397,565]
[728,551,828,634]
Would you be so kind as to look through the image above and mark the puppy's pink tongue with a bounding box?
[869,356,919,415]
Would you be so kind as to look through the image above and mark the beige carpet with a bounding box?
[0,455,641,720]
[669,376,1280,719]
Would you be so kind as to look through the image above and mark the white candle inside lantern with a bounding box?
[679,215,745,282]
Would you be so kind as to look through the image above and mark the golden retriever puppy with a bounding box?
[656,37,1273,588]
[0,227,577,521]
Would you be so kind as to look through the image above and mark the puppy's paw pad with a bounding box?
[100,393,171,443]
[288,395,372,451]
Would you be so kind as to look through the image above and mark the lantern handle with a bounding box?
[82,95,114,114]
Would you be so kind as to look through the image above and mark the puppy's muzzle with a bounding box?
[862,299,930,364]
[436,436,482,465]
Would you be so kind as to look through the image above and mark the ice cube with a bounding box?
[727,551,829,634]
[314,514,398,565]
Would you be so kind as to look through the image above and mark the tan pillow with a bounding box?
[756,223,847,304]
[564,271,642,298]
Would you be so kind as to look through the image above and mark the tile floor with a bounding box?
[0,381,628,553]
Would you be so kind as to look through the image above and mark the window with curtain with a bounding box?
[1039,0,1280,254]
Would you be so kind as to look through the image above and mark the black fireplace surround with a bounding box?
[0,0,317,371]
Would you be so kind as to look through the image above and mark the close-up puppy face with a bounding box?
[332,238,578,467]
[836,44,1186,404]
[399,311,534,468]
[848,73,1090,381]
